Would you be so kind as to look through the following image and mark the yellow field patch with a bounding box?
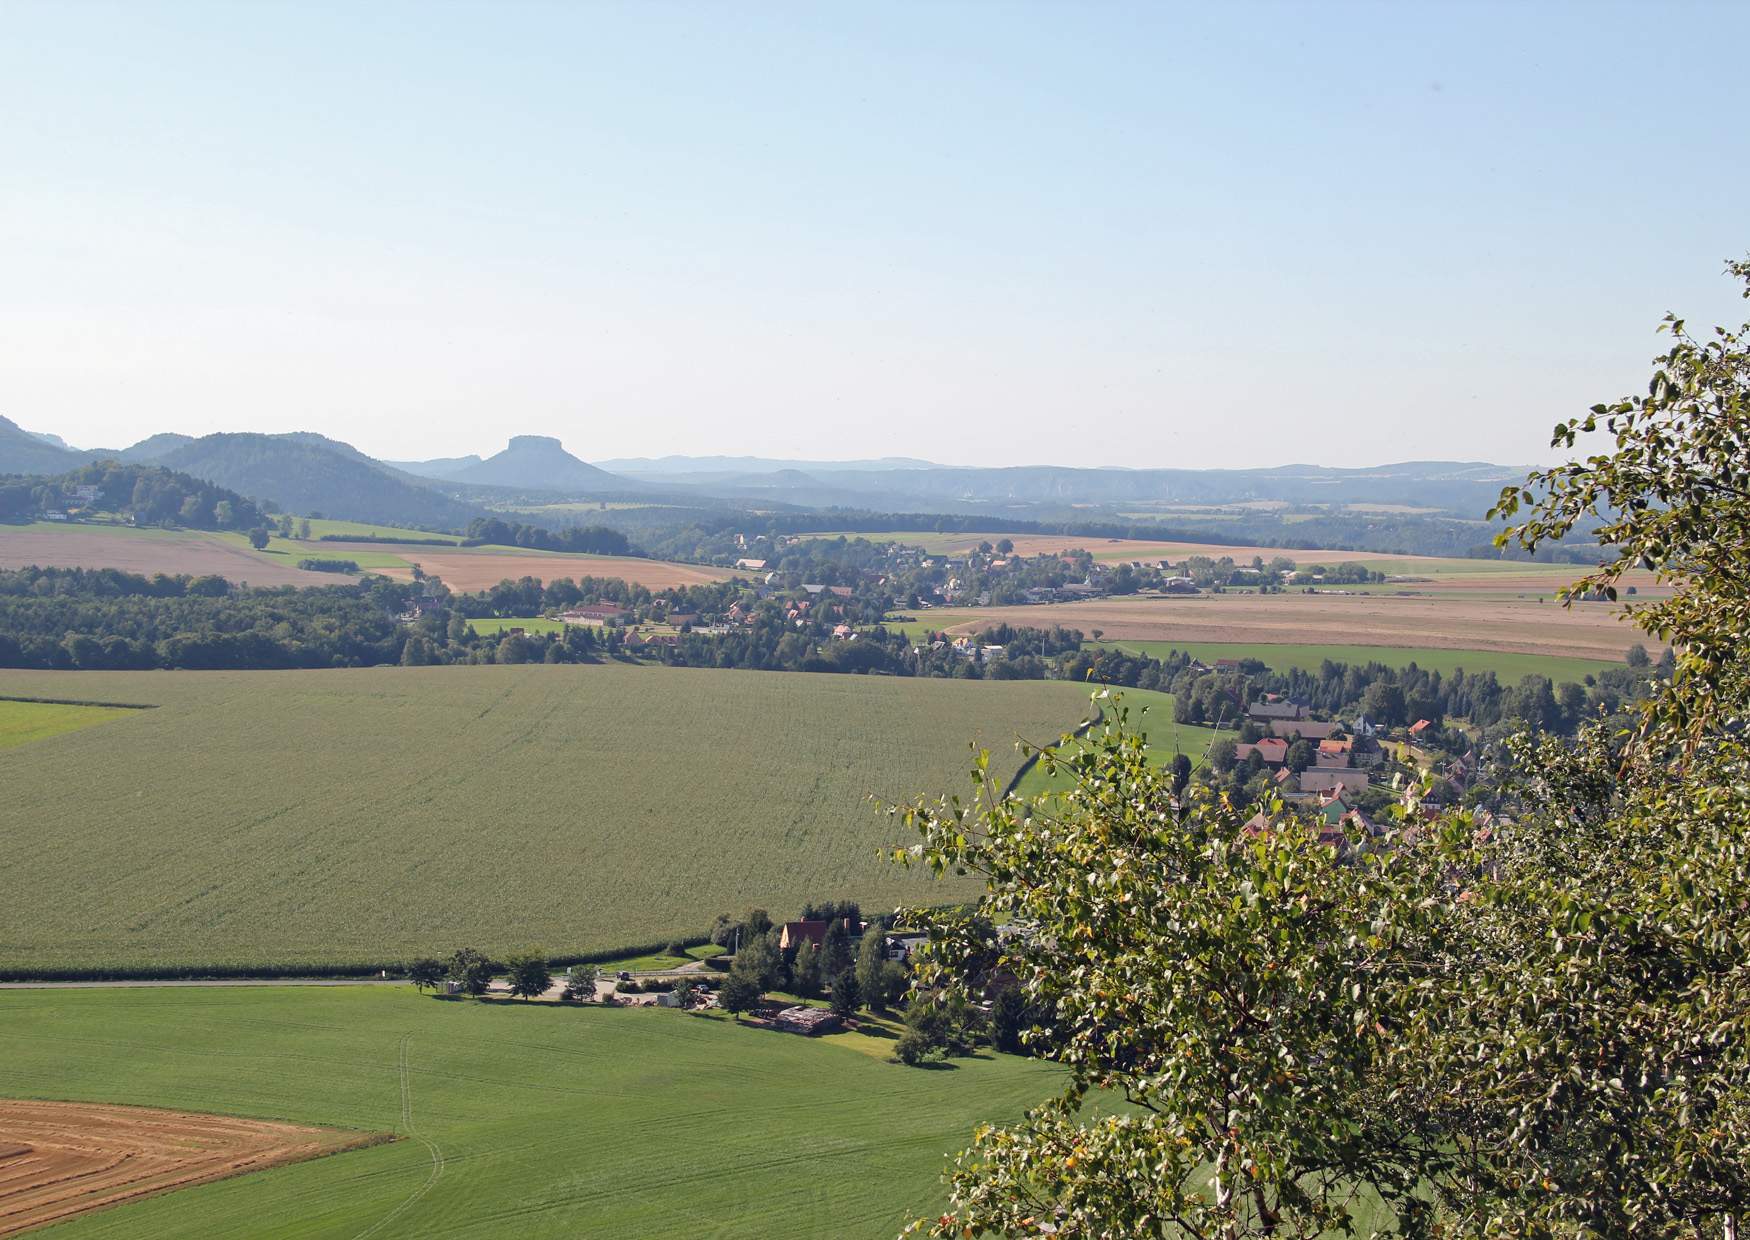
[0,699,132,749]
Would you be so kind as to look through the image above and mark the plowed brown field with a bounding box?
[945,592,1650,662]
[0,530,350,587]
[365,549,734,591]
[0,1100,384,1236]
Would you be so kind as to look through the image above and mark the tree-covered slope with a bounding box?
[158,433,479,529]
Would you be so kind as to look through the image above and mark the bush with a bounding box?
[894,1028,938,1066]
[296,558,359,573]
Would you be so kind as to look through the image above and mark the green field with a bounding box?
[1013,688,1228,798]
[212,517,466,573]
[0,985,1058,1237]
[595,942,727,972]
[1092,640,1617,684]
[0,665,1088,973]
[0,698,133,749]
[287,518,461,543]
[875,616,952,640]
[211,531,414,569]
[464,616,569,636]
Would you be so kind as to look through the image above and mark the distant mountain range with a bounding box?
[1,414,1530,537]
[395,435,626,491]
[595,454,942,475]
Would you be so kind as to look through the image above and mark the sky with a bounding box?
[3,1,1746,471]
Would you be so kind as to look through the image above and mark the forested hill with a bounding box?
[0,462,269,530]
[155,433,480,530]
[0,415,88,475]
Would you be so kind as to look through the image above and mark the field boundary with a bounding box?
[1002,702,1104,799]
[0,935,720,984]
[0,694,157,710]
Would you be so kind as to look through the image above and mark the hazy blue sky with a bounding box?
[3,1,1746,469]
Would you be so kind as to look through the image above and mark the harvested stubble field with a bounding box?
[0,986,1059,1238]
[364,548,733,591]
[0,1100,380,1237]
[1090,641,1619,685]
[0,526,350,587]
[0,665,1087,974]
[946,592,1648,663]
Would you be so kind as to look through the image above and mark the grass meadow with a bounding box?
[0,698,133,749]
[0,984,1060,1238]
[1012,687,1229,799]
[1091,640,1616,685]
[0,664,1089,975]
[464,616,569,636]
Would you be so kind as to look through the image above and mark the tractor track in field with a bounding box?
[351,1034,444,1240]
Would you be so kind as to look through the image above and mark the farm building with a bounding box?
[1247,700,1305,722]
[776,918,855,952]
[560,604,630,626]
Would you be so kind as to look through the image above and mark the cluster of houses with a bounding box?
[37,484,114,522]
[1234,699,1378,796]
[911,635,1007,662]
[1244,786,1380,854]
[1234,696,1483,824]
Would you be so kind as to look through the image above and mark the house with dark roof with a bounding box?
[1270,719,1339,741]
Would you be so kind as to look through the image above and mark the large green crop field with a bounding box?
[0,984,1058,1238]
[0,665,1088,974]
[1093,640,1616,685]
